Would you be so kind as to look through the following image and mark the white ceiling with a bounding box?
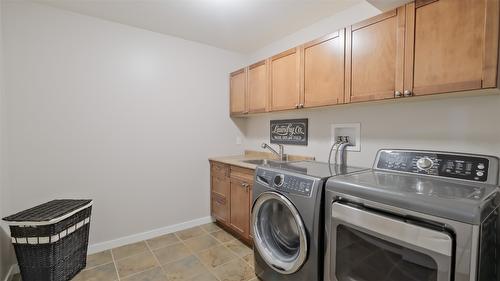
[34,0,365,53]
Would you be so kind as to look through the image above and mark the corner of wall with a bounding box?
[0,1,15,280]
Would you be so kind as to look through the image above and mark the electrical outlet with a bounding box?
[236,136,242,145]
[331,123,361,151]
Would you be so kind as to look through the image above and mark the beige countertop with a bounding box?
[209,150,314,170]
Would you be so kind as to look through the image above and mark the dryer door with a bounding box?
[252,191,308,274]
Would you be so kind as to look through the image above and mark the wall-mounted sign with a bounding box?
[270,119,308,146]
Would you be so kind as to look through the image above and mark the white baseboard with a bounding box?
[87,216,214,254]
[3,264,19,281]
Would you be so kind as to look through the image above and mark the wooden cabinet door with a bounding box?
[303,30,345,107]
[230,68,247,115]
[248,60,269,113]
[270,48,301,111]
[405,0,499,96]
[346,7,406,103]
[229,178,251,238]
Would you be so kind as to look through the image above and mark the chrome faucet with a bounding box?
[261,143,287,161]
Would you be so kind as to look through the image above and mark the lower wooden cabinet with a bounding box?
[210,162,230,224]
[209,161,254,243]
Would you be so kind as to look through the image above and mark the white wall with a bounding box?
[0,1,14,279]
[241,1,500,167]
[243,94,500,167]
[246,1,380,63]
[2,0,245,253]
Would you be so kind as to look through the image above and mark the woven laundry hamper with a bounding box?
[3,199,93,281]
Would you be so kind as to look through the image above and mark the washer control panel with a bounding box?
[376,150,496,183]
[256,169,315,197]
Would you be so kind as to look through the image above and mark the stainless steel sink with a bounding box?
[243,159,273,165]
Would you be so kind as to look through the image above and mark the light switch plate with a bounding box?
[331,123,361,151]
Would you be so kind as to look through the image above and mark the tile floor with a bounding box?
[13,223,257,281]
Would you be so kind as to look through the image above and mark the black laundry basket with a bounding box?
[2,199,93,281]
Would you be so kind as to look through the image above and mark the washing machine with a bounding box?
[251,160,366,281]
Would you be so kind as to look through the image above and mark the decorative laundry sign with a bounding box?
[270,119,308,146]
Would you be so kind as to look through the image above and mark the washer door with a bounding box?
[252,192,308,274]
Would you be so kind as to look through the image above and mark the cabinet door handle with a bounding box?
[240,183,250,192]
[295,104,299,109]
[299,104,304,108]
[404,90,413,97]
[395,91,402,98]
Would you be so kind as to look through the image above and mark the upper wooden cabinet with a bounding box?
[270,47,302,111]
[303,30,346,107]
[229,68,247,116]
[346,7,406,103]
[405,0,499,96]
[229,0,500,115]
[248,60,269,113]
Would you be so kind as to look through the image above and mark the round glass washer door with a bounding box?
[252,191,308,274]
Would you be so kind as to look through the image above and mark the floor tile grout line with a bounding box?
[217,237,256,281]
[113,249,151,262]
[208,230,237,244]
[110,246,159,279]
[115,243,165,281]
[116,234,200,279]
[176,227,225,281]
[174,230,223,281]
[119,243,178,280]
[110,248,121,281]
[144,238,166,277]
[195,237,253,279]
[128,229,202,280]
[174,229,222,281]
[82,254,114,272]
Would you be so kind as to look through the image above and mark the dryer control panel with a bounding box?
[256,169,315,197]
[375,150,499,184]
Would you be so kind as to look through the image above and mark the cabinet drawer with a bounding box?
[230,166,254,182]
[212,176,229,198]
[211,162,229,178]
[211,193,228,223]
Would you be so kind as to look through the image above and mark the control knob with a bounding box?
[274,174,284,187]
[417,157,434,170]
